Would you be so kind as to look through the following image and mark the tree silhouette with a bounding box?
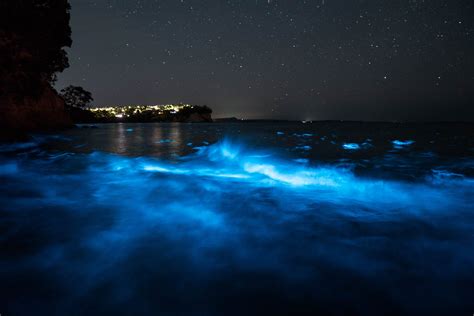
[0,0,72,96]
[60,86,93,108]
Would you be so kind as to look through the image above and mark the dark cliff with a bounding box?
[0,84,72,133]
[0,1,73,138]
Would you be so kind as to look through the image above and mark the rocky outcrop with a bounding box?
[0,33,72,136]
[0,84,72,134]
[0,1,73,138]
[183,112,213,123]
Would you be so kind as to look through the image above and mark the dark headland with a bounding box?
[0,1,212,141]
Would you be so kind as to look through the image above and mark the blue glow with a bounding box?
[393,139,415,148]
[294,133,314,137]
[342,143,361,150]
[294,158,309,164]
[1,135,473,315]
[157,139,174,143]
[295,145,312,150]
[0,161,18,174]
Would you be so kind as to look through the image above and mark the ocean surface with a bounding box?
[1,122,474,315]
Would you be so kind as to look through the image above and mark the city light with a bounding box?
[89,104,194,117]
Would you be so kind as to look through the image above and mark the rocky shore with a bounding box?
[1,85,72,131]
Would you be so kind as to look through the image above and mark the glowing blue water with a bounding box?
[342,143,361,150]
[393,139,415,146]
[1,123,474,315]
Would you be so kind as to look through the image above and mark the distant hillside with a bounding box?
[70,104,213,123]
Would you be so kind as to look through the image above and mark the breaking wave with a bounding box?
[1,137,474,315]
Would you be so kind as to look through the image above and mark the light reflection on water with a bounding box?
[1,122,474,316]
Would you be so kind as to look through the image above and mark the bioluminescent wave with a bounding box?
[342,143,361,150]
[1,124,474,316]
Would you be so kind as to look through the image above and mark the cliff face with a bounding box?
[0,1,73,137]
[0,37,73,135]
[0,83,72,133]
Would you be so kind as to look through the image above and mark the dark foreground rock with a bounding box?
[0,1,73,140]
[0,84,73,140]
[0,85,72,130]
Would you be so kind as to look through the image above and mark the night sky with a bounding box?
[56,0,474,121]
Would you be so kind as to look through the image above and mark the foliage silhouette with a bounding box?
[60,85,93,108]
[0,0,72,97]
